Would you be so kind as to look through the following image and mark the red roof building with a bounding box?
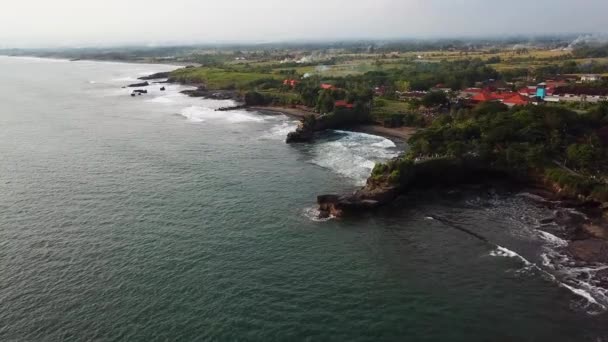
[471,91,529,106]
[503,93,530,106]
[471,91,496,103]
[320,83,335,90]
[283,79,298,88]
[334,100,354,109]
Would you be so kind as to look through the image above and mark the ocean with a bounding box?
[0,56,607,341]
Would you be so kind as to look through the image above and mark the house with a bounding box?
[320,83,335,90]
[471,91,529,107]
[502,93,530,106]
[283,79,298,88]
[581,74,603,83]
[334,100,354,109]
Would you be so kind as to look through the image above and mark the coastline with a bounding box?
[247,105,418,142]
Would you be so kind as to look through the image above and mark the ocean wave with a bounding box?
[179,106,265,123]
[302,206,334,222]
[493,244,608,313]
[537,230,568,247]
[490,245,533,266]
[146,95,178,104]
[262,121,299,140]
[310,130,398,185]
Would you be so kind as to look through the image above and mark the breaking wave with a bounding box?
[310,130,398,185]
[179,106,265,123]
[263,121,299,140]
[302,206,334,222]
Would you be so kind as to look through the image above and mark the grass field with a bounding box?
[170,67,280,89]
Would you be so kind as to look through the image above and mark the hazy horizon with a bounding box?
[1,0,608,48]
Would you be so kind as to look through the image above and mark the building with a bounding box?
[283,79,298,88]
[334,100,354,109]
[581,74,603,83]
[471,91,530,107]
[320,83,335,90]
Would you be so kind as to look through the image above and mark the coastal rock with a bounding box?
[318,186,398,218]
[180,87,238,100]
[581,223,608,240]
[568,239,608,263]
[138,71,171,80]
[286,128,314,143]
[127,81,149,88]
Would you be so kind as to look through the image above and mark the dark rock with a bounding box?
[160,87,166,91]
[540,217,555,225]
[132,89,147,95]
[180,87,238,100]
[318,186,398,218]
[138,71,171,80]
[286,129,314,143]
[131,93,136,97]
[568,239,608,263]
[127,81,149,88]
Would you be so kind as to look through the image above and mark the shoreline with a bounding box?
[247,105,418,142]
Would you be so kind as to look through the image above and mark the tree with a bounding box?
[422,91,448,107]
[395,80,411,92]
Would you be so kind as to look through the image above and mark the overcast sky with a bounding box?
[1,0,607,47]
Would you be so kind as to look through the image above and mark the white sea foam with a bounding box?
[263,121,299,140]
[560,283,605,310]
[302,207,334,222]
[537,230,568,247]
[310,130,398,185]
[147,96,175,104]
[490,246,533,266]
[179,106,265,123]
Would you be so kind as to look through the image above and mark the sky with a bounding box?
[1,0,607,48]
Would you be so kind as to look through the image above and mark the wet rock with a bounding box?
[582,223,608,240]
[318,186,398,218]
[138,71,171,80]
[286,129,314,143]
[127,81,149,88]
[568,239,608,263]
[540,217,555,225]
[160,87,166,91]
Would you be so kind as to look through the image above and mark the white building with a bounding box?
[580,74,602,83]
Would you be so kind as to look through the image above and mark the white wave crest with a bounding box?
[302,207,334,222]
[179,106,265,123]
[263,121,299,140]
[537,230,568,247]
[310,130,398,185]
[490,245,533,266]
[147,96,175,104]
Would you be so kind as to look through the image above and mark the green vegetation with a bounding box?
[372,101,608,202]
[169,67,280,90]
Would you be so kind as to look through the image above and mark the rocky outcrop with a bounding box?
[138,71,171,80]
[318,185,399,218]
[317,156,506,218]
[286,115,318,143]
[126,81,149,88]
[180,87,238,100]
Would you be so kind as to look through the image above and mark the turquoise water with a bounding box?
[1,56,607,341]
